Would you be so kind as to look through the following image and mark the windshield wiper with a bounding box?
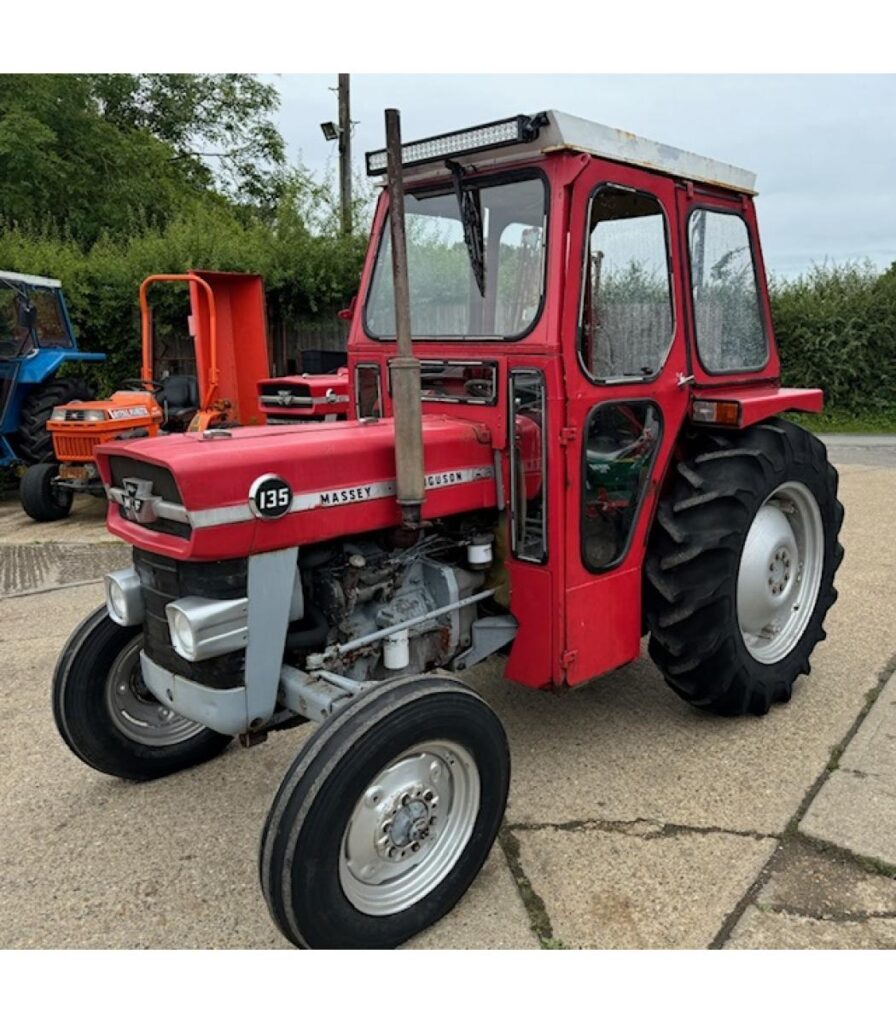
[446,160,486,297]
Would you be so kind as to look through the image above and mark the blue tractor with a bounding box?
[0,271,104,468]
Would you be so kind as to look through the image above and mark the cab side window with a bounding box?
[688,209,768,373]
[580,188,674,381]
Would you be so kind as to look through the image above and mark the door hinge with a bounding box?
[561,649,578,668]
[559,426,578,447]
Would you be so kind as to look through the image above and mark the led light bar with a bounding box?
[365,113,546,176]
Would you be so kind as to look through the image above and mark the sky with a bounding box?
[269,74,896,278]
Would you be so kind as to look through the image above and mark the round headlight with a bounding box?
[171,610,195,658]
[107,579,127,622]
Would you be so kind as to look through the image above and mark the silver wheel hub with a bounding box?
[339,740,480,916]
[737,481,824,665]
[105,635,205,746]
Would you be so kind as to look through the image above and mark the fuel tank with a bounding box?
[95,415,497,560]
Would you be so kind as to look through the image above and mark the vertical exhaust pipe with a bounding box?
[384,108,425,533]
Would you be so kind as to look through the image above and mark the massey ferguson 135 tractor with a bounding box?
[21,271,269,521]
[53,109,843,949]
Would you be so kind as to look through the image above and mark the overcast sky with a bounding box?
[269,74,896,278]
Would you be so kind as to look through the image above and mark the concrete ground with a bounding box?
[1,438,895,949]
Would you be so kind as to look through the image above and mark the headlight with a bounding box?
[165,596,248,662]
[50,407,66,421]
[104,568,145,626]
[82,409,107,422]
[170,610,196,659]
[107,578,127,621]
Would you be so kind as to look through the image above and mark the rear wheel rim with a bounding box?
[338,739,480,916]
[104,635,205,746]
[737,481,824,665]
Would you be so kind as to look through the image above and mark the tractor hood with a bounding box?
[95,416,497,560]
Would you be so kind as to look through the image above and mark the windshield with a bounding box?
[365,174,547,340]
[0,282,70,358]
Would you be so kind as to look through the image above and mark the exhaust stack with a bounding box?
[384,108,425,532]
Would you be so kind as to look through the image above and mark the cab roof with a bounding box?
[367,109,757,195]
[0,270,62,289]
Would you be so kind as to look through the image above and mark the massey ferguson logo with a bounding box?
[120,478,156,522]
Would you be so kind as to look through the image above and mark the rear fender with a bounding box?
[690,386,823,430]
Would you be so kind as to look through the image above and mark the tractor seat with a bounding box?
[158,375,199,432]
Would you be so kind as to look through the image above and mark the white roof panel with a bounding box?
[394,110,757,194]
[0,270,62,289]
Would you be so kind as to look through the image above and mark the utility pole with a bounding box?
[338,74,352,236]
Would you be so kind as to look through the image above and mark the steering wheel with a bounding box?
[119,378,165,396]
[464,379,492,399]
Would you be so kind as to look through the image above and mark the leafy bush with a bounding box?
[770,262,896,417]
[0,176,370,389]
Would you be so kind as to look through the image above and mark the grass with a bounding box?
[786,410,896,434]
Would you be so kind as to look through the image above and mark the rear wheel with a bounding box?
[53,607,232,780]
[645,418,844,716]
[259,675,510,948]
[16,377,93,464]
[20,462,72,521]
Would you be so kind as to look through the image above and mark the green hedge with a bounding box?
[0,198,367,388]
[770,262,896,417]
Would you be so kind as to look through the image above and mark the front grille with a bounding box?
[54,433,99,460]
[259,382,312,408]
[109,455,182,502]
[109,455,191,539]
[134,548,247,690]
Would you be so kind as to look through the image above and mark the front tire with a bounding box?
[20,462,72,521]
[645,418,844,716]
[16,377,93,464]
[52,606,232,780]
[259,675,510,949]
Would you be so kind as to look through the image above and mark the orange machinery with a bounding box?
[20,270,270,521]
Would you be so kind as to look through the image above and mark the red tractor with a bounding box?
[53,109,843,949]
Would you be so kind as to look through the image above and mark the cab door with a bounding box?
[560,164,691,685]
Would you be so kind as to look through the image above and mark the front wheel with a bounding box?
[52,607,232,780]
[645,418,844,716]
[259,675,510,948]
[20,462,73,521]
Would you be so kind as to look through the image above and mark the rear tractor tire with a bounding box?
[645,418,844,716]
[52,607,232,781]
[259,675,510,949]
[16,377,93,465]
[20,462,72,522]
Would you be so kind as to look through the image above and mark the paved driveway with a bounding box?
[1,439,894,948]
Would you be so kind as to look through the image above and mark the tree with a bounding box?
[0,74,286,245]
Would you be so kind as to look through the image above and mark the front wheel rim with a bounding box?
[338,739,481,916]
[737,480,825,665]
[104,635,205,746]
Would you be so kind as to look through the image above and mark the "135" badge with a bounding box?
[249,474,293,519]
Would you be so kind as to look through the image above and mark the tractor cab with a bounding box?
[0,271,105,467]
